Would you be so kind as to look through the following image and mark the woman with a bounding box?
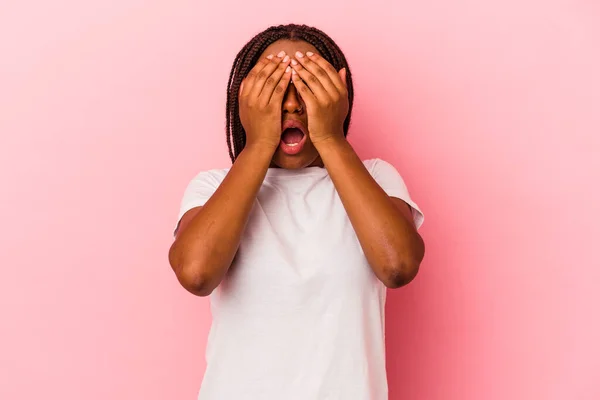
[169,24,425,400]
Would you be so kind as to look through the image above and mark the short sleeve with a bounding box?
[364,158,424,229]
[173,168,228,236]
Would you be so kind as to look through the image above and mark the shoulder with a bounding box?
[174,167,230,235]
[362,158,403,177]
[362,158,409,195]
[363,158,424,228]
[185,167,229,188]
[179,167,230,207]
[190,167,230,180]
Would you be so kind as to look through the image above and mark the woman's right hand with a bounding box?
[239,51,292,152]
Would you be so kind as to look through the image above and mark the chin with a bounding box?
[271,148,321,169]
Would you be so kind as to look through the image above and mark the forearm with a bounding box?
[315,136,424,287]
[171,144,274,295]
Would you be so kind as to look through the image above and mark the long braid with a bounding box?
[225,24,354,163]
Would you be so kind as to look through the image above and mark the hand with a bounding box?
[239,51,292,152]
[290,51,349,145]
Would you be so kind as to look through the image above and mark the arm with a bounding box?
[316,138,424,288]
[169,145,273,296]
[291,51,424,288]
[168,51,293,296]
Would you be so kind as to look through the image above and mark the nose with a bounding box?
[282,84,304,115]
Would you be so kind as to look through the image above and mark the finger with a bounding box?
[240,55,273,98]
[258,54,291,105]
[295,51,339,95]
[291,68,317,107]
[268,65,293,106]
[291,56,329,100]
[305,51,348,94]
[338,68,348,89]
[249,51,287,99]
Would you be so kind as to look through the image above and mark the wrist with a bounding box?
[241,142,277,161]
[312,133,348,152]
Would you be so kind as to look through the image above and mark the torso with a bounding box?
[198,165,389,400]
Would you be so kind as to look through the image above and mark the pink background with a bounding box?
[1,1,599,399]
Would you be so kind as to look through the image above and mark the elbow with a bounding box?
[381,259,421,288]
[381,239,425,289]
[177,267,216,297]
[381,240,425,289]
[168,245,217,297]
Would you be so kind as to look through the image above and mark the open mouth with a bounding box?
[282,128,304,146]
[279,120,307,155]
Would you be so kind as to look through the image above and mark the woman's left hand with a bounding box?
[291,51,349,145]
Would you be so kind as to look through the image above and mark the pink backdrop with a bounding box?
[1,1,599,399]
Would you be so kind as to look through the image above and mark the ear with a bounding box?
[338,68,347,88]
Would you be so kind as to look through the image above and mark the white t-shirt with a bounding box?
[176,158,424,400]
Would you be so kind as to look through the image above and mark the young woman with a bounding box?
[169,24,425,400]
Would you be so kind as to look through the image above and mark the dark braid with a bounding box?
[225,24,354,163]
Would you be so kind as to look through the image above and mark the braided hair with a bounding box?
[226,24,354,163]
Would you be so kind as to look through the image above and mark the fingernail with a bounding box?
[282,55,290,63]
[291,59,298,66]
[266,54,274,60]
[277,51,286,58]
[285,66,291,73]
[295,51,304,58]
[306,51,314,57]
[292,69,297,75]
